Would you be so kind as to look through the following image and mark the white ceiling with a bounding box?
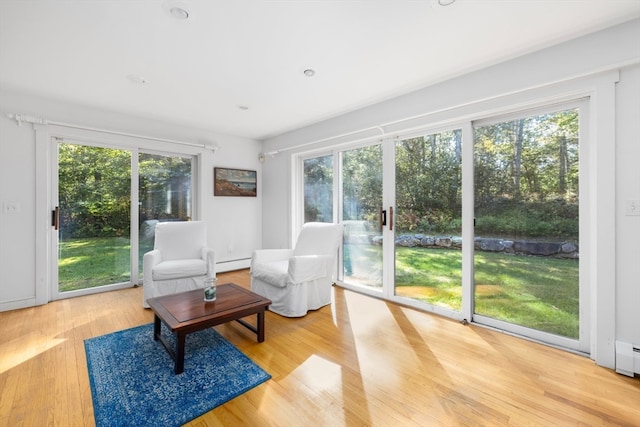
[1,0,639,140]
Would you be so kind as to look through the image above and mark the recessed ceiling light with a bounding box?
[438,0,455,5]
[303,69,316,77]
[169,7,189,19]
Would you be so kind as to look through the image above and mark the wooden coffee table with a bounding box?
[146,283,272,374]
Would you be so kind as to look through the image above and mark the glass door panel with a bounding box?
[473,108,580,339]
[138,152,193,280]
[303,154,333,223]
[394,130,463,311]
[57,143,131,292]
[341,145,383,290]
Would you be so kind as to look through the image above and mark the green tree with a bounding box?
[342,145,382,223]
[139,153,192,222]
[395,130,462,233]
[303,155,333,222]
[473,108,579,239]
[58,144,131,238]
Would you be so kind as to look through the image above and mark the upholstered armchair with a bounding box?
[250,222,344,317]
[142,221,214,308]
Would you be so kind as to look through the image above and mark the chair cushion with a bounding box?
[154,221,206,261]
[152,259,207,281]
[251,260,289,288]
[294,223,343,256]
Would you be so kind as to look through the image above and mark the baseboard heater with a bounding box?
[615,341,640,377]
[216,258,251,273]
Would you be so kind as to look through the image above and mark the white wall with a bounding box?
[0,91,262,311]
[0,109,36,306]
[615,65,640,345]
[262,19,640,364]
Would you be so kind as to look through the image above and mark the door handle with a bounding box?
[389,206,393,231]
[379,207,387,231]
[52,207,59,230]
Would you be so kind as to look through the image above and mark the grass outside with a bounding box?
[472,250,578,338]
[58,236,132,292]
[346,244,579,339]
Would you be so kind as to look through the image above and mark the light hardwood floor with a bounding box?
[1,269,638,426]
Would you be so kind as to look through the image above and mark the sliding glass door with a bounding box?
[473,107,582,344]
[394,130,463,313]
[302,154,333,223]
[341,144,384,291]
[53,140,195,299]
[138,152,193,279]
[55,142,132,295]
[299,101,586,352]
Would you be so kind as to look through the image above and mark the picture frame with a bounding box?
[214,167,257,197]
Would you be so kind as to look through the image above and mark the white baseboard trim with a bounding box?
[615,340,640,377]
[216,258,251,273]
[0,297,38,313]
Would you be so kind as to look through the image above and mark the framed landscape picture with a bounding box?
[214,167,257,197]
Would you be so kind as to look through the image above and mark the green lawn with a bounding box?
[58,236,133,292]
[473,250,578,338]
[347,245,579,339]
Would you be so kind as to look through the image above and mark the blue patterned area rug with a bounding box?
[84,323,271,427]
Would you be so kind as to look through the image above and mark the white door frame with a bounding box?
[34,124,203,303]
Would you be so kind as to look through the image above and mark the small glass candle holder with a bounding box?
[204,277,217,301]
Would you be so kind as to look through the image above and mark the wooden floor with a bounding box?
[1,269,638,427]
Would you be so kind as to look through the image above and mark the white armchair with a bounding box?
[142,221,214,308]
[250,222,344,317]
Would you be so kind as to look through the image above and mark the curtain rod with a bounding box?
[5,113,219,152]
[261,125,386,158]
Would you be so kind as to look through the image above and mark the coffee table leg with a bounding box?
[257,310,265,342]
[153,315,161,341]
[175,333,186,374]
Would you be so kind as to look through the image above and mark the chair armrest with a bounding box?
[202,247,215,278]
[251,249,294,271]
[142,249,162,287]
[288,254,333,284]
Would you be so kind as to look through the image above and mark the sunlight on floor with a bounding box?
[258,354,347,426]
[293,354,345,393]
[0,332,66,373]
